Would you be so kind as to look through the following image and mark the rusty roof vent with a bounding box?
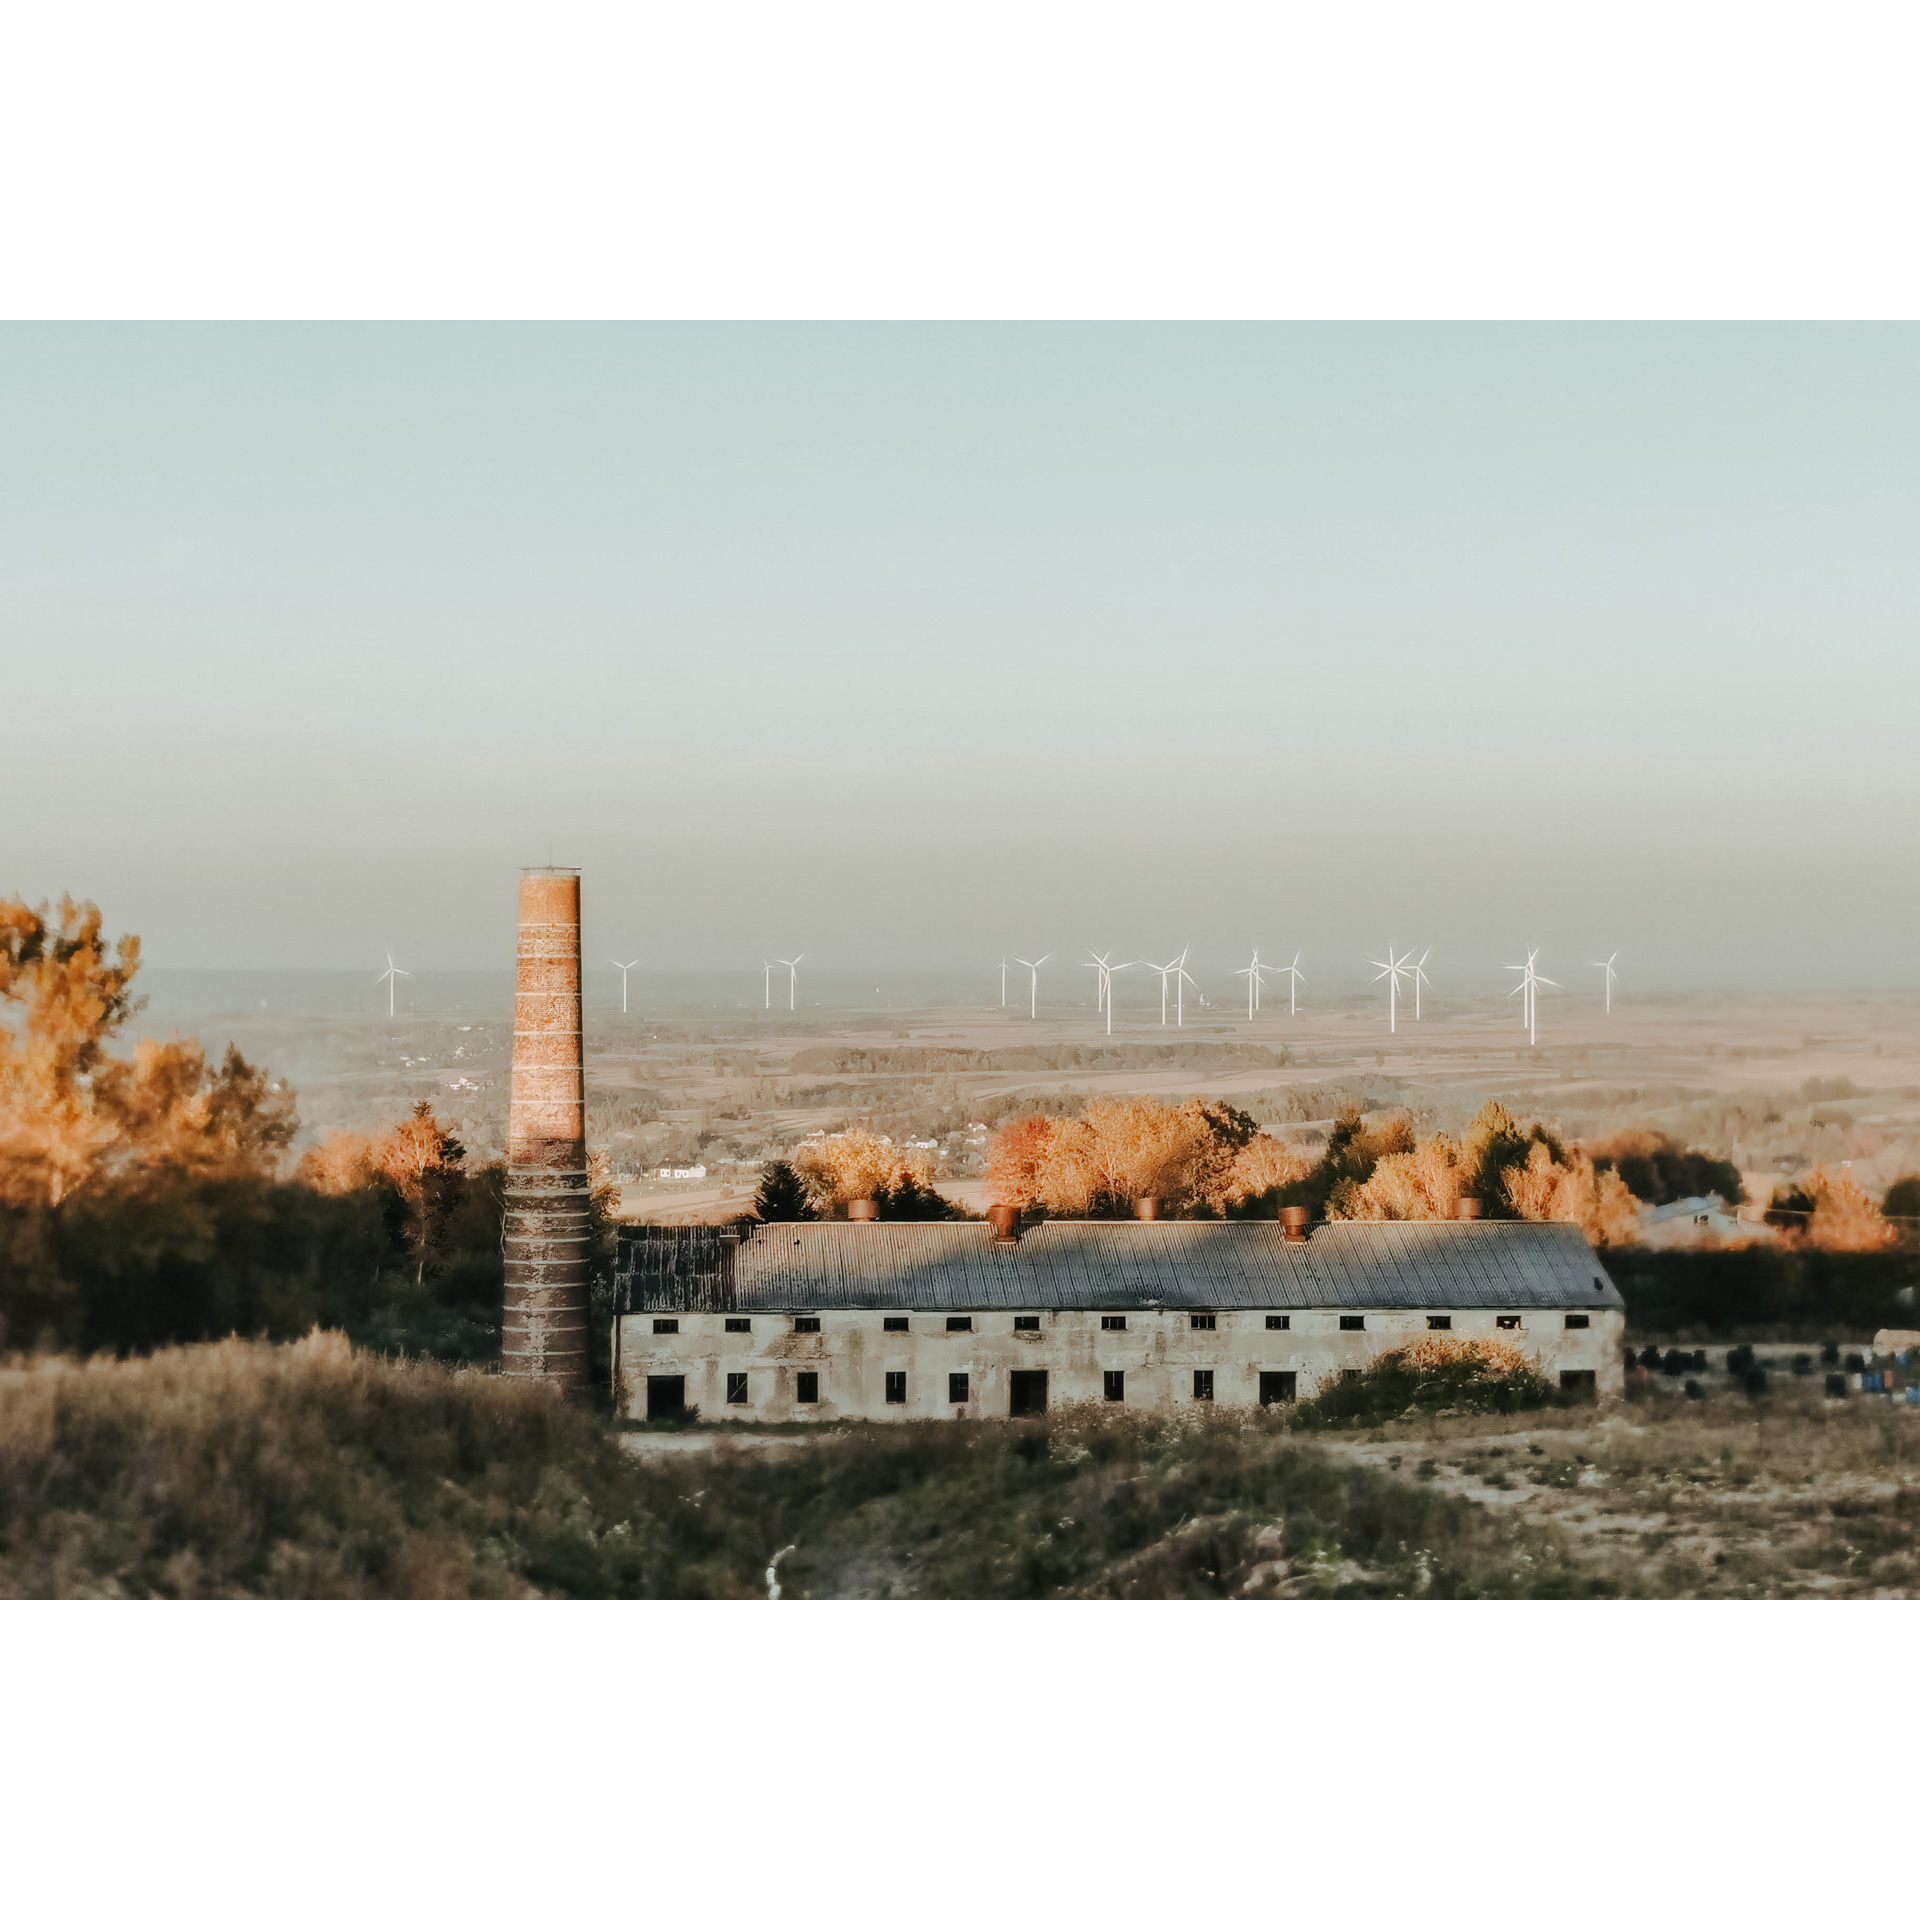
[1133,1196,1159,1222]
[1279,1205,1311,1244]
[987,1203,1022,1243]
[1455,1196,1483,1221]
[847,1196,878,1223]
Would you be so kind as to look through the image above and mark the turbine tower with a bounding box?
[1147,956,1176,1025]
[1278,952,1304,1016]
[1234,947,1275,1020]
[1171,948,1196,1027]
[378,950,410,1019]
[1412,948,1432,1021]
[1591,951,1619,1013]
[1368,944,1415,1035]
[1013,956,1059,1021]
[1083,950,1134,1036]
[1504,947,1558,1047]
[611,958,640,1013]
[774,954,804,1011]
[763,960,774,1010]
[998,958,1010,1008]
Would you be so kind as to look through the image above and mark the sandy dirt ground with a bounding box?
[1315,1389,1920,1596]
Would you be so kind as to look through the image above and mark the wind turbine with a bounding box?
[1591,951,1619,1013]
[763,961,773,1010]
[774,954,804,1011]
[1147,956,1177,1025]
[611,958,641,1013]
[1278,952,1304,1016]
[998,958,1010,1008]
[1171,948,1196,1027]
[1234,947,1275,1020]
[1504,947,1558,1047]
[1368,944,1416,1034]
[378,951,410,1019]
[1014,954,1051,1018]
[1083,950,1134,1036]
[1412,948,1432,1021]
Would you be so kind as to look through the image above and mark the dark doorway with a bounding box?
[1009,1370,1048,1416]
[1259,1371,1296,1406]
[1560,1370,1597,1399]
[646,1375,686,1420]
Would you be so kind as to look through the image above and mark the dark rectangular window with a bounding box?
[1564,1313,1590,1330]
[948,1373,969,1404]
[793,1316,821,1333]
[1013,1315,1040,1332]
[1103,1370,1124,1402]
[724,1317,751,1333]
[726,1372,748,1405]
[1339,1315,1365,1331]
[795,1372,819,1403]
[1560,1369,1597,1398]
[882,1316,908,1332]
[1190,1313,1216,1330]
[1341,1368,1361,1384]
[1496,1315,1521,1330]
[1259,1371,1296,1405]
[1193,1370,1214,1401]
[1101,1315,1127,1331]
[1428,1315,1452,1330]
[884,1371,906,1404]
[652,1319,679,1335]
[946,1316,972,1332]
[1266,1314,1290,1330]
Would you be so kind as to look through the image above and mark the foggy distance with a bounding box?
[4,323,1917,990]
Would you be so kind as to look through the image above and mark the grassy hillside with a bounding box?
[5,1336,1916,1597]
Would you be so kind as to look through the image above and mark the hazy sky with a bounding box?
[4,324,1916,993]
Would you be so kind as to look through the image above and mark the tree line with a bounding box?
[0,894,615,1360]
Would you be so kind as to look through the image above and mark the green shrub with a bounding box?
[1291,1335,1562,1429]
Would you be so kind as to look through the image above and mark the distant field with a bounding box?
[4,1335,1917,1598]
[131,975,1920,1220]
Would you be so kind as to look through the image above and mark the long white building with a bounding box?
[613,1215,1626,1421]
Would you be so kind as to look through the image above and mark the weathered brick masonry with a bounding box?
[500,867,591,1385]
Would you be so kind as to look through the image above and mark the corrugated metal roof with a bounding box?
[615,1219,1622,1314]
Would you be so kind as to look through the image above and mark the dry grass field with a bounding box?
[8,1334,1915,1598]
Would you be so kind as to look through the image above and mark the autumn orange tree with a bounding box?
[299,1102,472,1283]
[986,1091,1640,1245]
[1768,1165,1889,1250]
[985,1096,1308,1218]
[0,895,524,1361]
[1327,1100,1639,1247]
[0,895,296,1208]
[789,1130,962,1218]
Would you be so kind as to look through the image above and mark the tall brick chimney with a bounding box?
[500,867,591,1387]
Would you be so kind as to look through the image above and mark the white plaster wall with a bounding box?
[616,1306,1625,1421]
